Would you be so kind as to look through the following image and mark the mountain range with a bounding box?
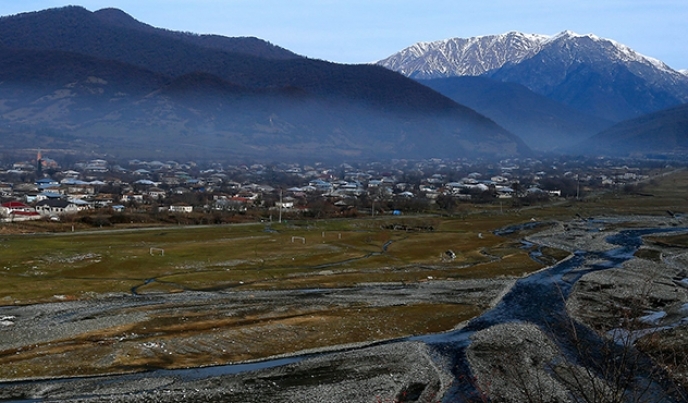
[0,6,528,161]
[378,31,688,154]
[1,6,686,161]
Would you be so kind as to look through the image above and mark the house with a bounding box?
[61,179,96,195]
[167,204,193,213]
[0,201,41,221]
[496,186,515,198]
[84,159,108,172]
[275,197,295,209]
[214,196,250,212]
[0,183,12,197]
[147,187,167,199]
[35,192,64,202]
[35,199,83,216]
[36,178,59,187]
[121,193,145,203]
[91,195,115,208]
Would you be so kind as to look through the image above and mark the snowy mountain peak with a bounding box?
[377,31,548,79]
[544,31,674,74]
[546,30,598,42]
[378,30,682,80]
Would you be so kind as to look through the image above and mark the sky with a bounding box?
[1,1,687,70]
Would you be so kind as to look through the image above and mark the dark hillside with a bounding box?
[92,7,299,60]
[418,76,613,150]
[0,47,167,91]
[0,7,470,116]
[0,6,531,161]
[0,7,476,113]
[573,103,688,156]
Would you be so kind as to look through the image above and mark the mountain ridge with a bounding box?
[91,7,300,60]
[0,6,529,161]
[377,31,548,79]
[378,31,688,122]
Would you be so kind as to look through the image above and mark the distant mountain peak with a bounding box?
[541,30,673,73]
[379,30,679,79]
[546,30,594,41]
[377,31,548,79]
[93,7,147,29]
[379,30,688,122]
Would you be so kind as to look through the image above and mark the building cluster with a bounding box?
[0,154,661,222]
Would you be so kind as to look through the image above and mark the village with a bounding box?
[0,152,666,225]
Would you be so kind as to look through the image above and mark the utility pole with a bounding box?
[278,189,283,223]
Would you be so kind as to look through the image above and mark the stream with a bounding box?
[421,225,688,402]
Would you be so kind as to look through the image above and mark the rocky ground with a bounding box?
[0,280,508,402]
[0,341,452,403]
[463,215,688,402]
[2,215,688,402]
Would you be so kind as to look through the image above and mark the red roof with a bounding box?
[2,201,31,209]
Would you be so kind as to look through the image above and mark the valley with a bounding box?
[0,4,687,402]
[1,170,688,402]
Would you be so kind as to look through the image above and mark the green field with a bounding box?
[0,215,550,305]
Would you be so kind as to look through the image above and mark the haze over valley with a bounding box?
[0,7,686,161]
[1,4,688,403]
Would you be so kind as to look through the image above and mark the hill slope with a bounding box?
[418,76,613,151]
[573,103,688,157]
[0,6,529,161]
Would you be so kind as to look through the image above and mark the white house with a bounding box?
[35,199,83,216]
[167,205,193,213]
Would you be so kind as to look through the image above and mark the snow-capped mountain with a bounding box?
[379,31,688,121]
[488,31,688,121]
[680,69,688,76]
[490,30,685,92]
[377,31,548,79]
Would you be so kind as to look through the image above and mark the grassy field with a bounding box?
[0,214,547,305]
[2,169,687,306]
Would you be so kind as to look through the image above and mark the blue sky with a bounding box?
[2,1,687,69]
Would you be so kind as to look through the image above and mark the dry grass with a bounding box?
[0,302,479,379]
